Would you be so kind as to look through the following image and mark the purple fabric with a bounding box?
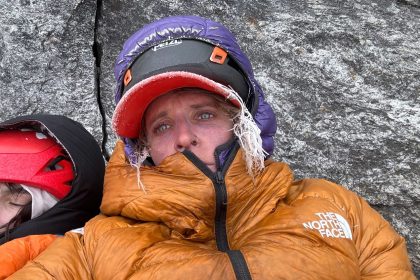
[114,15,277,161]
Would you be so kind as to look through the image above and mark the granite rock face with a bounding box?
[0,0,102,144]
[1,0,419,276]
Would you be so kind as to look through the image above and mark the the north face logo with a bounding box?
[303,212,352,240]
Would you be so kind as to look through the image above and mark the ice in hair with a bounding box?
[130,142,149,192]
[222,85,268,176]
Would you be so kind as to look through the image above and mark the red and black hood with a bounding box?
[0,114,105,244]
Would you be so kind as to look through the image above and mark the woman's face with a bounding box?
[0,182,31,233]
[144,90,234,172]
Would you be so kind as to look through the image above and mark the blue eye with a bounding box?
[155,123,170,133]
[198,112,213,120]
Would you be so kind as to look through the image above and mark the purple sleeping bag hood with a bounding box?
[113,15,277,164]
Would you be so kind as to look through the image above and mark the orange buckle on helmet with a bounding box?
[124,69,132,86]
[210,46,227,64]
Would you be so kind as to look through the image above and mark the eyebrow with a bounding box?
[150,102,217,119]
[150,111,168,121]
[189,102,217,109]
[145,111,168,131]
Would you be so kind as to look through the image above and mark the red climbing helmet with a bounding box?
[0,129,74,199]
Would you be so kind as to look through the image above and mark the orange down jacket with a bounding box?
[0,234,57,279]
[9,141,415,279]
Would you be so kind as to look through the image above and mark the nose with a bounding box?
[174,120,198,152]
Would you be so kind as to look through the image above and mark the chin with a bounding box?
[206,164,217,172]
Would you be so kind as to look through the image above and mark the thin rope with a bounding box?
[131,144,149,193]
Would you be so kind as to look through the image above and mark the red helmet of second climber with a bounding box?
[0,129,74,199]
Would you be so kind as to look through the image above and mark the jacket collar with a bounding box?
[102,141,293,241]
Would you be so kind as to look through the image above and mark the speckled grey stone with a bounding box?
[0,0,102,144]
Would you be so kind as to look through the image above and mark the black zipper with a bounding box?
[214,169,229,252]
[183,145,252,280]
[227,250,253,280]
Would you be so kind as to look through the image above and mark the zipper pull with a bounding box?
[215,171,228,205]
[215,170,223,184]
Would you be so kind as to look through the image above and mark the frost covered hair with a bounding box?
[223,86,268,176]
[131,87,266,191]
